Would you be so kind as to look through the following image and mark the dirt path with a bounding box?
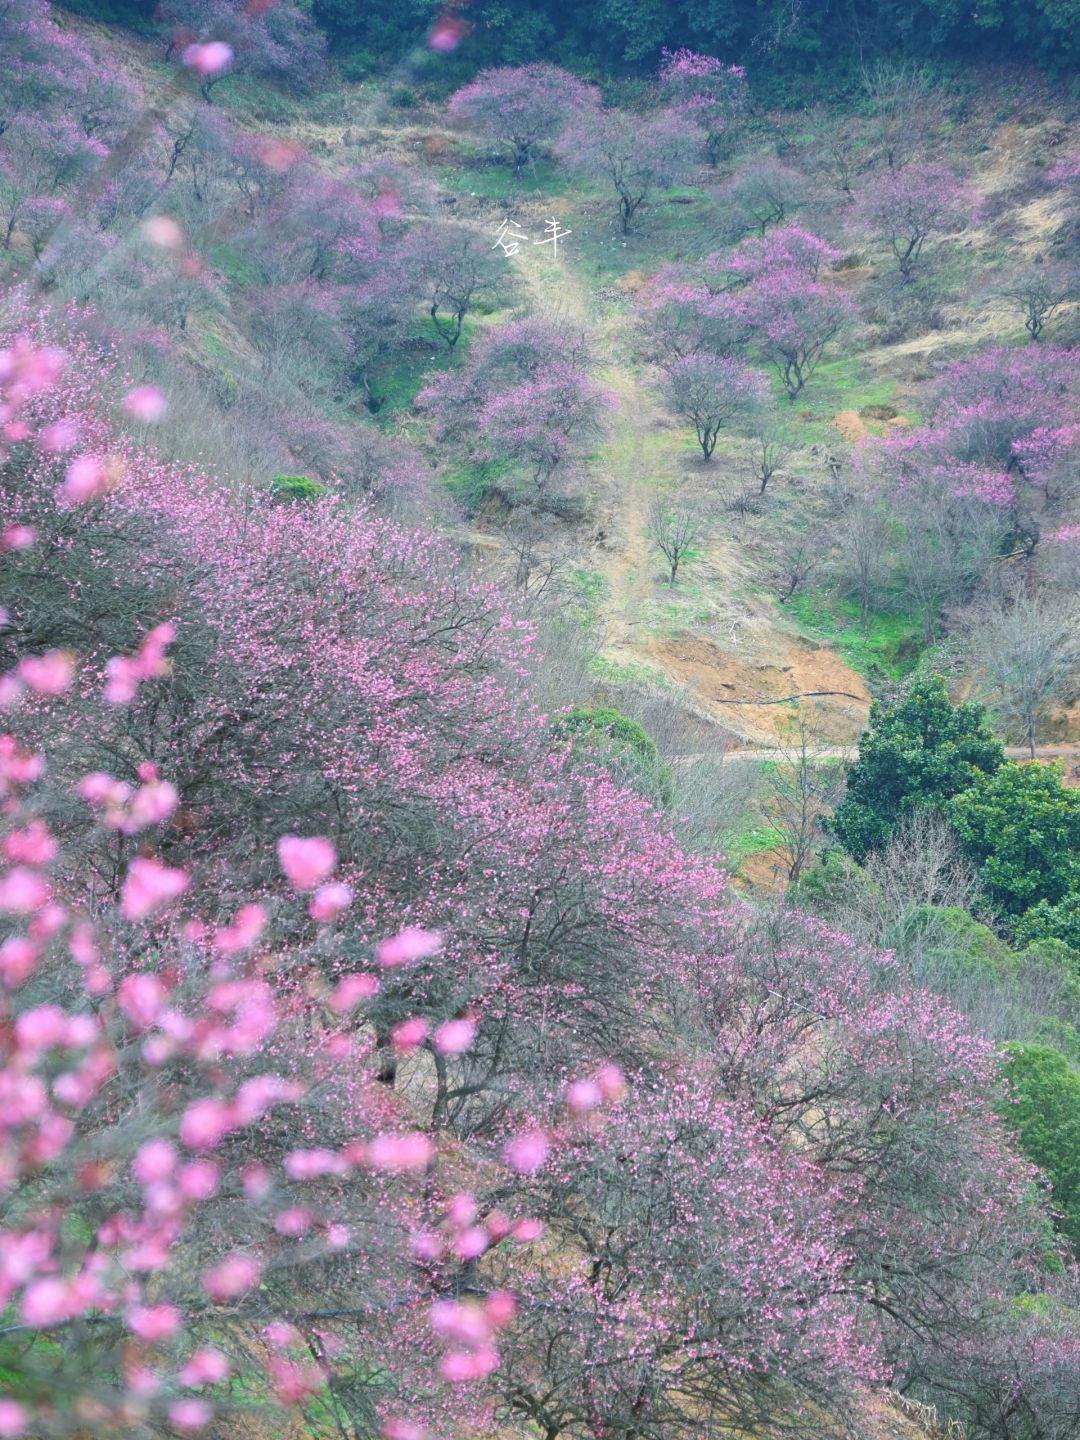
[493,213,874,746]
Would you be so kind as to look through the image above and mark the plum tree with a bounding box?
[856,162,975,277]
[664,352,768,459]
[657,48,747,166]
[449,65,600,174]
[558,109,702,234]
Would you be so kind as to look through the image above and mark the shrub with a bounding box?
[267,473,329,502]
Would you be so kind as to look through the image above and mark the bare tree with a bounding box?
[503,517,570,614]
[835,490,892,625]
[743,419,797,496]
[759,710,847,883]
[861,59,944,171]
[962,582,1080,758]
[648,497,704,587]
[1000,264,1074,341]
[770,530,821,603]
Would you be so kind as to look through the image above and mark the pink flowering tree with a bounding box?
[855,162,976,277]
[664,352,768,459]
[726,221,842,282]
[418,316,605,497]
[639,267,748,367]
[448,65,601,175]
[477,363,611,492]
[725,267,854,397]
[158,0,326,99]
[557,109,703,234]
[657,49,748,167]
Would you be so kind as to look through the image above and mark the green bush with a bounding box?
[794,848,880,919]
[267,474,329,503]
[948,762,1080,921]
[1000,1043,1080,1246]
[830,676,1004,864]
[553,705,674,808]
[883,903,1009,983]
[1016,893,1080,953]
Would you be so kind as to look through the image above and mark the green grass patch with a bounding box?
[437,158,581,201]
[725,815,779,863]
[367,314,479,417]
[788,589,924,682]
[204,241,264,287]
[441,455,514,512]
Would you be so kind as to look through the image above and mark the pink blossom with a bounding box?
[502,1130,550,1174]
[179,1348,231,1386]
[21,1277,74,1326]
[117,973,169,1029]
[309,881,353,921]
[104,622,175,705]
[182,41,233,76]
[284,1148,347,1179]
[566,1077,603,1112]
[180,1097,233,1151]
[429,15,467,50]
[126,1303,182,1341]
[327,972,379,1010]
[14,1004,68,1052]
[439,1346,499,1382]
[38,419,77,453]
[60,455,111,506]
[453,1225,489,1259]
[133,1138,178,1184]
[434,1018,475,1054]
[383,1420,426,1440]
[375,926,442,969]
[2,821,57,866]
[364,1132,435,1173]
[274,1207,312,1236]
[202,1252,261,1301]
[17,651,74,696]
[391,1016,428,1052]
[126,779,179,832]
[1,526,35,552]
[512,1218,544,1242]
[485,1290,518,1327]
[178,1160,219,1200]
[430,1299,493,1347]
[596,1062,627,1101]
[123,386,168,423]
[212,902,266,954]
[120,856,189,921]
[169,1399,213,1431]
[0,1399,27,1436]
[0,867,49,914]
[277,834,336,890]
[0,936,39,987]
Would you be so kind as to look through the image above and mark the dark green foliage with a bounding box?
[1016,893,1080,952]
[948,762,1080,921]
[554,704,674,807]
[312,0,1080,86]
[830,677,1004,864]
[267,474,329,503]
[1001,1043,1080,1246]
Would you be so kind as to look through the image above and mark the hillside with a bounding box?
[3,5,1080,1440]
